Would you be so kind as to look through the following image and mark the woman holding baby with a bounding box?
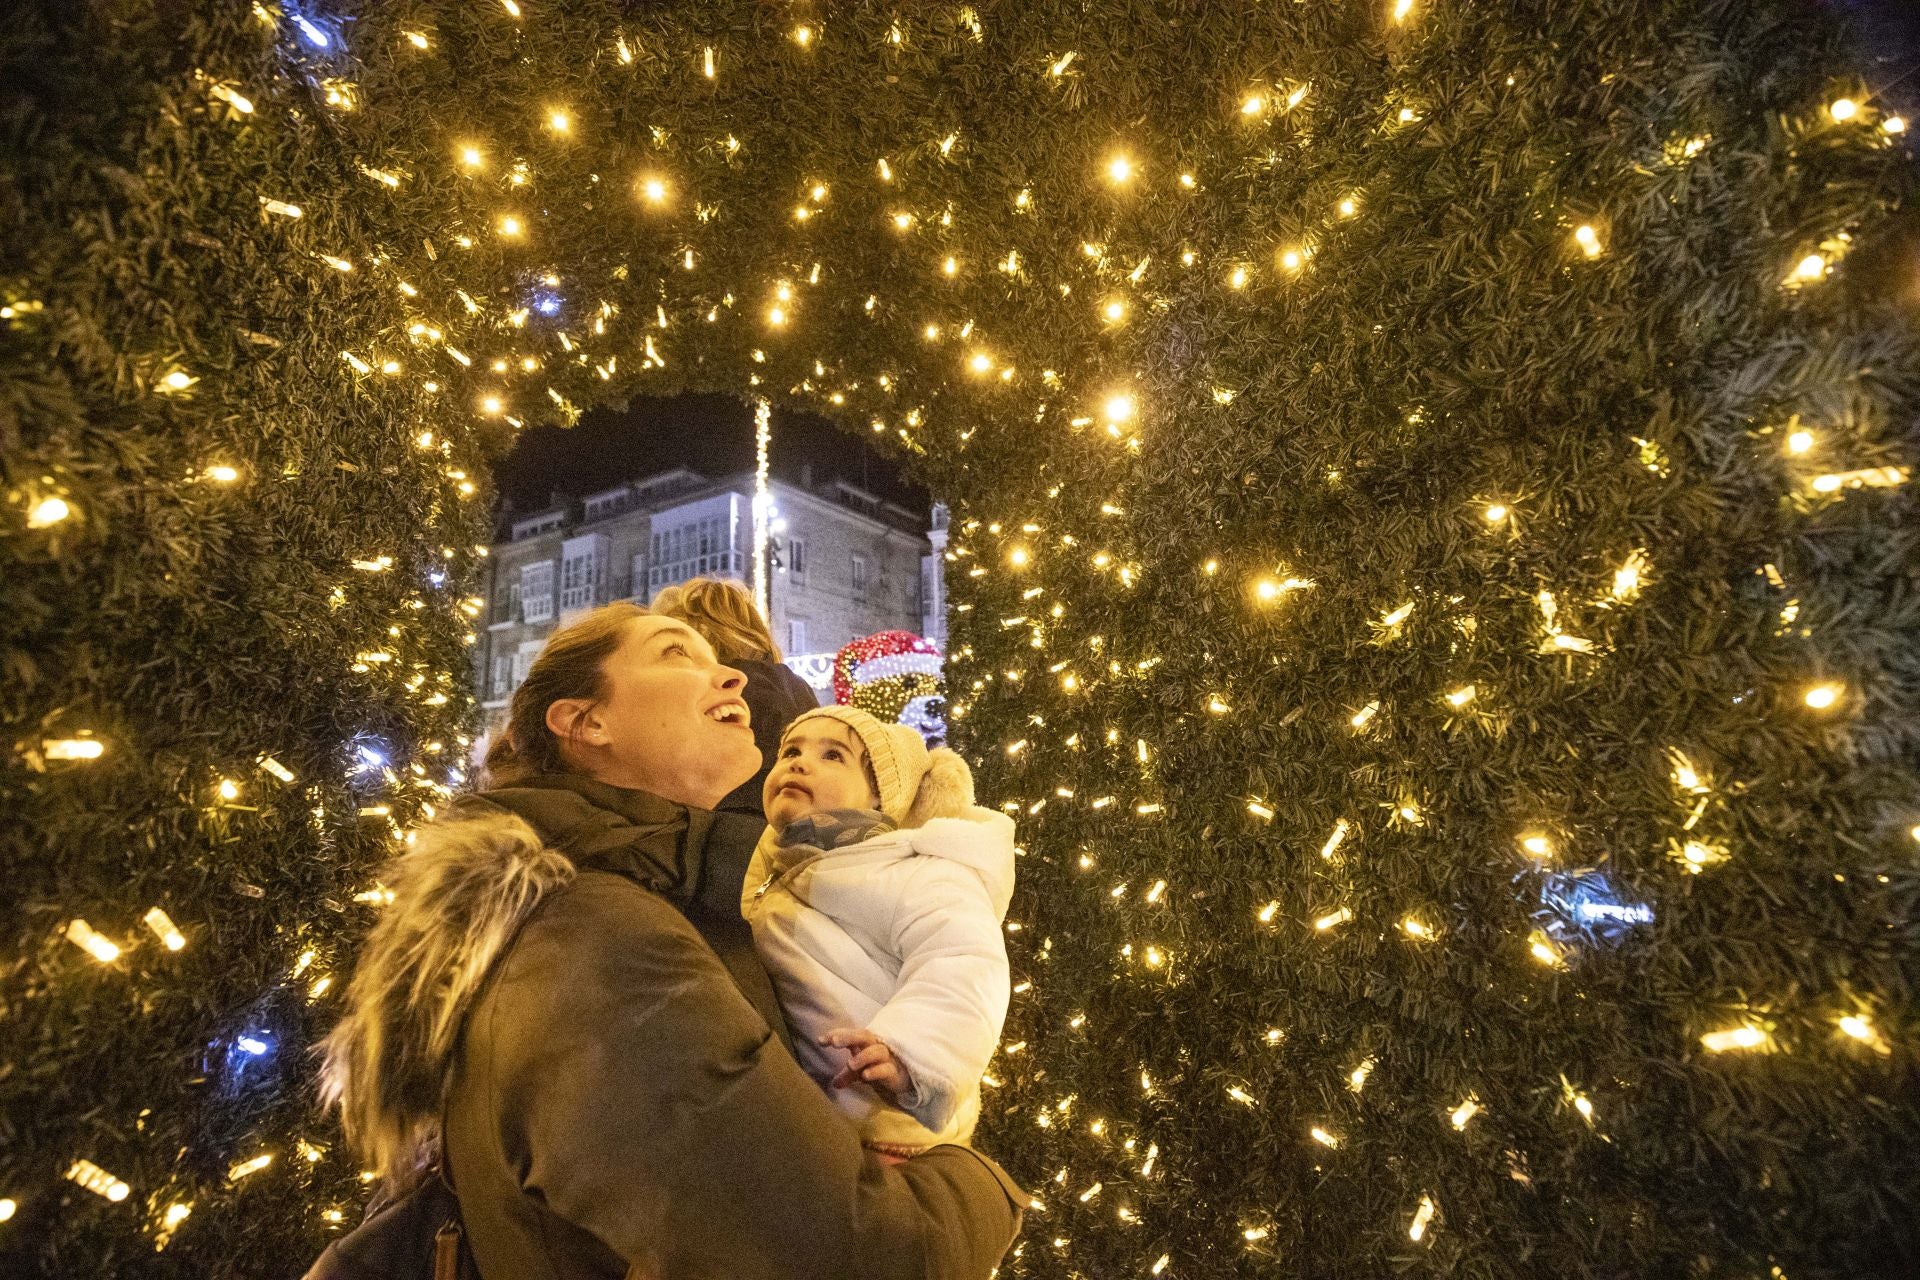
[316,592,1023,1280]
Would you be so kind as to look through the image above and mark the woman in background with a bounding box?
[650,576,820,816]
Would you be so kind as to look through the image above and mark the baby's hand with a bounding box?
[820,1027,914,1101]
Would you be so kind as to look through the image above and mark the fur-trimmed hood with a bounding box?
[319,776,769,1182]
[319,807,572,1181]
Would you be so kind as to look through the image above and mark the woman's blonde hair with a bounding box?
[649,576,781,663]
[483,601,650,786]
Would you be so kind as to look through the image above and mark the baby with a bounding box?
[741,706,1016,1161]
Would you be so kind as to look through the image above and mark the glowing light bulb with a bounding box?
[547,110,570,133]
[28,496,72,527]
[892,212,914,231]
[793,25,813,46]
[480,395,504,415]
[943,256,959,276]
[639,176,668,204]
[1804,682,1841,710]
[1787,428,1814,453]
[1409,1195,1436,1242]
[459,145,483,169]
[1309,1126,1341,1148]
[1450,1099,1479,1129]
[497,214,523,237]
[1574,224,1602,257]
[162,370,194,391]
[1792,253,1826,282]
[1885,116,1907,134]
[1228,266,1248,289]
[65,1160,130,1202]
[1241,93,1266,116]
[969,352,992,373]
[1520,833,1552,858]
[1484,502,1508,522]
[66,919,120,963]
[1528,929,1565,967]
[1829,98,1858,122]
[405,31,429,50]
[1337,197,1357,217]
[1699,1025,1769,1053]
[1314,906,1353,932]
[1279,248,1303,272]
[1106,154,1134,183]
[1103,394,1136,423]
[1009,547,1029,568]
[143,907,186,950]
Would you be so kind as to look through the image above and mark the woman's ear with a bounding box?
[545,697,604,746]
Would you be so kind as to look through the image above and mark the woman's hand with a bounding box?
[820,1027,914,1100]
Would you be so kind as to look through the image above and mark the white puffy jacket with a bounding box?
[740,808,1016,1151]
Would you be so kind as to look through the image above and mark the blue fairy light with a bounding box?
[295,16,331,48]
[1538,870,1655,946]
[236,1035,271,1057]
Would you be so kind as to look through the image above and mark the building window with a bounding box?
[630,551,648,601]
[490,655,513,698]
[851,553,870,598]
[787,535,807,581]
[520,560,556,624]
[788,618,809,654]
[559,534,608,614]
[650,514,744,591]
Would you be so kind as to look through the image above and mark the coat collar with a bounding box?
[461,774,719,906]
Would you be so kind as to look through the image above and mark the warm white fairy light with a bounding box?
[1314,906,1353,932]
[1519,832,1553,859]
[1528,929,1566,967]
[1791,252,1827,283]
[1450,1098,1480,1129]
[1829,97,1858,122]
[1320,819,1351,859]
[1573,224,1603,257]
[1309,1125,1341,1148]
[1106,154,1134,183]
[1838,1014,1890,1055]
[227,1153,272,1182]
[1401,916,1434,940]
[1409,1195,1436,1242]
[1786,428,1814,454]
[1444,685,1476,708]
[497,214,523,237]
[1484,502,1508,522]
[1350,701,1379,729]
[28,497,72,528]
[1803,682,1842,710]
[1247,800,1275,821]
[142,907,186,951]
[1700,1025,1770,1053]
[65,1160,130,1202]
[65,919,121,963]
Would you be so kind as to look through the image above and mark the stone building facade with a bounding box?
[475,467,938,735]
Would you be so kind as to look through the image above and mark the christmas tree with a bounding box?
[3,2,1915,1276]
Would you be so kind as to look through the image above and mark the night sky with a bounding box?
[491,393,933,523]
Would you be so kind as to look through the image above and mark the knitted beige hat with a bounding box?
[785,705,974,825]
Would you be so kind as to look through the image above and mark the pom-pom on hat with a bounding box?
[784,704,974,825]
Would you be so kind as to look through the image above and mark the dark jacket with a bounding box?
[718,656,820,818]
[340,774,1024,1280]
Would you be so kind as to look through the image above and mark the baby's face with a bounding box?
[763,722,880,830]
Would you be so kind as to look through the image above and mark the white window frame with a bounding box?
[787,535,807,581]
[520,560,557,625]
[788,618,809,654]
[851,553,870,598]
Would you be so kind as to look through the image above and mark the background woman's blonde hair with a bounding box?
[649,576,782,663]
[483,600,650,786]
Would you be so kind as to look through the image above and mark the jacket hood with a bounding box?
[319,776,733,1181]
[906,808,1018,917]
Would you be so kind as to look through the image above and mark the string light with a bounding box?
[64,1160,130,1202]
[65,919,121,963]
[28,497,72,528]
[1803,682,1842,710]
[1699,1025,1771,1053]
[1408,1195,1436,1242]
[142,907,186,950]
[1828,98,1858,122]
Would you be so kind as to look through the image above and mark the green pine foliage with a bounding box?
[3,1,1916,1276]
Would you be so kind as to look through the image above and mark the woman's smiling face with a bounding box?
[762,720,880,830]
[548,615,759,808]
